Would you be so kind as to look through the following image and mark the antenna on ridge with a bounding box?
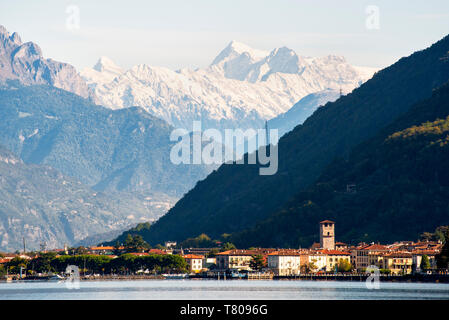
[339,87,343,98]
[265,120,269,146]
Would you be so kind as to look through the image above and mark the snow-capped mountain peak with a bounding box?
[82,56,124,87]
[93,56,124,74]
[81,41,378,132]
[211,40,269,66]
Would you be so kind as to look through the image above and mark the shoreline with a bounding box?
[2,274,449,284]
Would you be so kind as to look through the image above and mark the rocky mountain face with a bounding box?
[0,144,159,251]
[0,25,92,100]
[0,85,212,198]
[82,41,376,132]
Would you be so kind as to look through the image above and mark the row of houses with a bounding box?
[0,241,442,276]
[1,220,444,275]
[212,240,442,276]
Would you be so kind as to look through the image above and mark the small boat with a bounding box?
[48,274,65,281]
[162,273,188,279]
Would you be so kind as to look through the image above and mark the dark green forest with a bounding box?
[231,82,449,247]
[117,34,449,246]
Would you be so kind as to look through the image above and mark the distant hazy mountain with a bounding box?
[268,89,341,138]
[0,25,92,100]
[126,34,449,246]
[0,144,159,251]
[0,85,212,199]
[82,41,376,131]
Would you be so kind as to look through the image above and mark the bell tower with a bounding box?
[320,220,335,250]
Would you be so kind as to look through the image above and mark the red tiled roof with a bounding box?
[383,252,412,258]
[148,249,167,255]
[90,246,115,251]
[411,250,439,255]
[216,249,276,256]
[183,254,204,259]
[320,220,335,224]
[268,251,300,256]
[359,244,388,251]
[317,249,351,255]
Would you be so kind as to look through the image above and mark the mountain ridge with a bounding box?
[0,25,92,100]
[82,42,376,131]
[0,85,213,198]
[230,81,449,247]
[0,143,157,251]
[124,34,449,246]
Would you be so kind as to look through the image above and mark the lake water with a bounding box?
[1,280,449,300]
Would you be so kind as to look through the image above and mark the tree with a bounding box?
[420,255,431,271]
[124,234,150,253]
[207,248,220,258]
[6,257,29,274]
[249,255,266,271]
[420,225,449,242]
[70,246,88,255]
[436,230,449,269]
[113,241,122,255]
[380,269,391,274]
[33,252,57,273]
[336,259,352,272]
[220,233,231,241]
[301,261,317,273]
[180,234,217,248]
[221,242,236,252]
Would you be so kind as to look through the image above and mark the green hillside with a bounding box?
[231,82,449,247]
[125,34,449,245]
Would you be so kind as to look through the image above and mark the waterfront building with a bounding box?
[308,251,328,272]
[267,251,302,276]
[203,257,217,270]
[319,250,352,272]
[89,246,117,255]
[411,250,439,272]
[351,244,390,271]
[381,252,413,274]
[183,254,204,273]
[216,249,276,271]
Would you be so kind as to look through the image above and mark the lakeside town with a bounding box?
[1,221,448,282]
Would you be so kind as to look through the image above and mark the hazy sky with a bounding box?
[1,0,448,71]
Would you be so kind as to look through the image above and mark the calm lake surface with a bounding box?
[0,280,448,300]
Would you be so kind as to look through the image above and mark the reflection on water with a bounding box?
[0,280,448,300]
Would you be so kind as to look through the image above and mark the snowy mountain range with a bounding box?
[82,41,377,132]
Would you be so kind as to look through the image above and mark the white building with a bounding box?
[267,252,303,276]
[183,254,204,273]
[308,252,328,272]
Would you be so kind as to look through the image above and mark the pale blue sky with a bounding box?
[1,0,448,70]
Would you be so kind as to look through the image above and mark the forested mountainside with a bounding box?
[231,82,449,247]
[124,34,449,246]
